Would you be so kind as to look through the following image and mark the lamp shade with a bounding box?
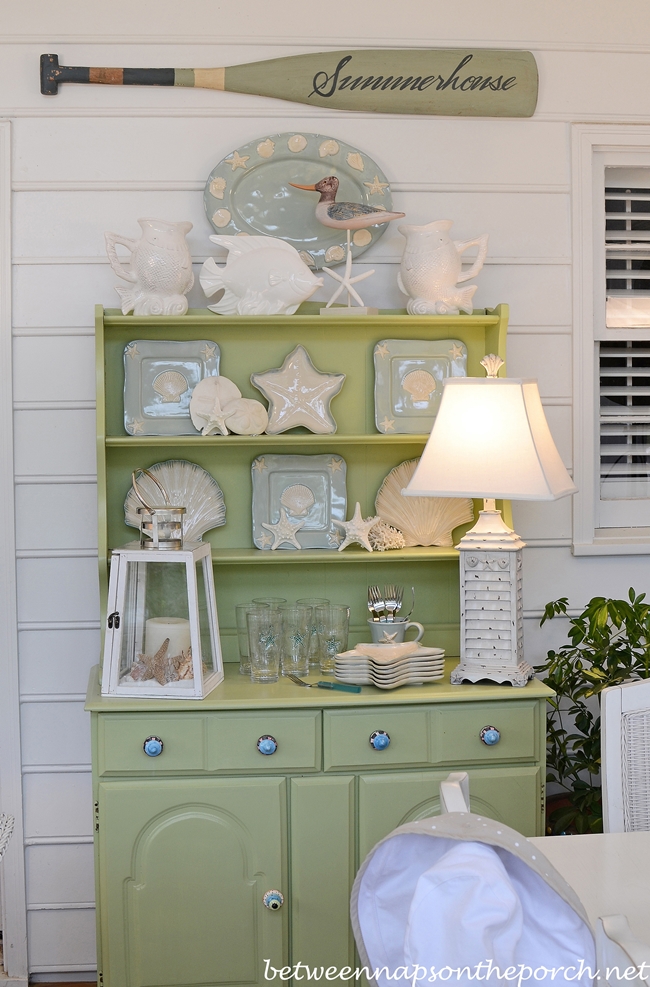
[404,377,576,501]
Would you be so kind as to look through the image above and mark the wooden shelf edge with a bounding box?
[211,546,459,565]
[102,306,503,328]
[105,433,430,447]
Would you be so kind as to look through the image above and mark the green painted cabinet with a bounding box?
[88,668,552,987]
[89,303,553,986]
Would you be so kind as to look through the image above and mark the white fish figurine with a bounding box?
[200,235,324,316]
[397,219,489,316]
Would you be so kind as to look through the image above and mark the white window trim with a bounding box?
[572,123,650,555]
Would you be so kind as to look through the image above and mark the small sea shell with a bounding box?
[209,177,227,199]
[280,483,315,517]
[375,459,474,547]
[368,519,406,552]
[402,369,436,403]
[288,134,308,152]
[212,209,231,228]
[325,245,346,263]
[319,139,339,157]
[152,370,188,403]
[223,397,269,436]
[347,152,364,171]
[189,376,242,433]
[353,229,372,247]
[257,138,275,158]
[299,251,315,267]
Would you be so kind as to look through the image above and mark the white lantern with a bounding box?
[101,539,224,699]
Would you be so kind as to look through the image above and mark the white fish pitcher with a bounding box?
[397,219,488,316]
[105,218,194,316]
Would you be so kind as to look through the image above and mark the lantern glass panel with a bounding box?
[119,559,194,687]
[196,555,218,681]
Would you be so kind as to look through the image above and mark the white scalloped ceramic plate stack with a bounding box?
[334,642,445,690]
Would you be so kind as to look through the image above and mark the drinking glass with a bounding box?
[235,603,269,675]
[315,604,350,674]
[252,597,287,609]
[247,608,282,683]
[279,606,311,677]
[296,597,330,668]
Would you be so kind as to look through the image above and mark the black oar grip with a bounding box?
[40,54,175,95]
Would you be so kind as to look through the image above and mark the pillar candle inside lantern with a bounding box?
[145,617,191,658]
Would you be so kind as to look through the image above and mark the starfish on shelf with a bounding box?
[322,247,375,308]
[251,345,345,434]
[261,506,306,550]
[333,502,381,552]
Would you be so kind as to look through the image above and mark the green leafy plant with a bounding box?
[536,589,650,834]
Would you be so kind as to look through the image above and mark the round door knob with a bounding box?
[480,725,501,746]
[143,736,163,757]
[263,889,284,910]
[369,730,391,751]
[257,735,278,756]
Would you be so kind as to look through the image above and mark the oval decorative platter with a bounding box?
[203,132,395,269]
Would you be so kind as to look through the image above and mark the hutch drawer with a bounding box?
[431,701,539,764]
[323,706,430,770]
[207,710,321,772]
[97,713,208,774]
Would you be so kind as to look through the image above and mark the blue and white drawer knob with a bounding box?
[369,730,391,751]
[263,890,284,910]
[143,736,163,757]
[479,725,501,746]
[257,735,278,756]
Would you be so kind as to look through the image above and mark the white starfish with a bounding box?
[450,343,464,360]
[251,345,344,434]
[380,416,395,432]
[328,458,344,472]
[252,457,268,473]
[333,502,380,552]
[322,242,375,309]
[225,150,249,171]
[261,507,306,550]
[201,343,217,360]
[375,343,390,359]
[364,175,389,196]
[258,532,273,548]
[125,343,140,360]
[379,629,399,643]
[129,419,144,434]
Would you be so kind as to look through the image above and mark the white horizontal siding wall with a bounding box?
[2,1,650,978]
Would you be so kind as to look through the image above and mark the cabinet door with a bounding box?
[290,776,355,969]
[359,766,543,859]
[97,777,286,987]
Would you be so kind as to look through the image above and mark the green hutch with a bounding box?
[87,304,552,987]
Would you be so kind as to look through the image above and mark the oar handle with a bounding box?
[40,54,225,94]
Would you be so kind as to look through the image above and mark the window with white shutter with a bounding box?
[599,341,650,501]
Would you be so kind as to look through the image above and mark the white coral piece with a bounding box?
[368,519,406,552]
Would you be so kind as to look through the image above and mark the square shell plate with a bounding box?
[251,453,347,551]
[123,339,220,436]
[373,338,467,434]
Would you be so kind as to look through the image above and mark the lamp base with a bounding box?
[450,658,535,688]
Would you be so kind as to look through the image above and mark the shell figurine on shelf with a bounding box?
[189,376,269,436]
[397,219,489,316]
[105,218,195,316]
[124,460,226,542]
[375,459,474,547]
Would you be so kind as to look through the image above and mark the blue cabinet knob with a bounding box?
[263,889,284,910]
[480,725,501,746]
[257,735,278,756]
[143,736,163,757]
[369,730,391,751]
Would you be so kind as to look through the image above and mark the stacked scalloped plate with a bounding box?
[334,641,445,690]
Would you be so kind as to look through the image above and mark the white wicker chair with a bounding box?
[601,677,650,832]
[0,812,14,862]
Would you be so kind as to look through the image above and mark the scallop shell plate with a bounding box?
[152,370,189,403]
[375,459,474,547]
[124,459,226,542]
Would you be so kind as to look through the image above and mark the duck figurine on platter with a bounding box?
[290,176,405,314]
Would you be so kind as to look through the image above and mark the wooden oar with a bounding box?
[40,49,538,117]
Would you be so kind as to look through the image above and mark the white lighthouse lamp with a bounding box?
[101,470,224,700]
[404,355,576,687]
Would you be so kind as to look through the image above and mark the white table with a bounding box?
[529,832,650,944]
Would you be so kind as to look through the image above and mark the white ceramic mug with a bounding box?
[367,618,424,644]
